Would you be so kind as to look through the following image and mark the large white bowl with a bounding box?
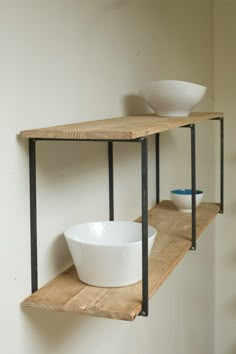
[170,189,204,212]
[140,80,207,117]
[64,221,157,287]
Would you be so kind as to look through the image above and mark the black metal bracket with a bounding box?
[181,118,224,214]
[29,139,38,293]
[190,124,196,250]
[177,124,196,250]
[140,137,149,316]
[27,116,224,317]
[108,142,114,221]
[156,133,160,204]
[210,117,224,213]
[179,117,224,249]
[28,136,149,317]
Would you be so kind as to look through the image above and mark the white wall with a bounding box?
[0,1,215,354]
[214,1,236,353]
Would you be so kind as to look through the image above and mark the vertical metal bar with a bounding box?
[29,139,38,293]
[140,137,149,316]
[108,142,114,221]
[190,125,196,250]
[156,133,160,204]
[220,117,224,213]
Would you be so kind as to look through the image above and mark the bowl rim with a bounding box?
[64,221,157,247]
[170,189,204,195]
[140,80,207,90]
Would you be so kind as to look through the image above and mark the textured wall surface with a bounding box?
[0,1,215,353]
[214,1,236,353]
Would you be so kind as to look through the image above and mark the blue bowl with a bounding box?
[171,189,203,195]
[170,189,204,212]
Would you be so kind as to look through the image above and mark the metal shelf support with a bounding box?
[178,124,197,250]
[108,142,114,221]
[156,133,160,204]
[28,137,150,316]
[27,116,223,315]
[139,137,149,316]
[29,139,38,293]
[220,117,224,213]
[190,124,196,250]
[210,117,224,213]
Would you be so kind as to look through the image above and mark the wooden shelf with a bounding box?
[22,201,219,321]
[20,112,223,140]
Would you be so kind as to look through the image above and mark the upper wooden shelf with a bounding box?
[22,201,219,321]
[20,112,223,140]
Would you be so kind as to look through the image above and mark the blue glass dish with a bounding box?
[171,189,203,195]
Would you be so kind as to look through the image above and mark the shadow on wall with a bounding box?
[122,94,184,157]
[83,0,132,34]
[229,343,236,354]
[21,308,97,350]
[227,295,236,316]
[49,233,72,274]
[224,248,236,324]
[102,0,132,11]
[122,94,196,197]
[122,94,149,116]
[224,245,236,268]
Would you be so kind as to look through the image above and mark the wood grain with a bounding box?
[20,112,223,140]
[22,201,220,321]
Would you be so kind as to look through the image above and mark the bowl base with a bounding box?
[79,274,141,288]
[179,208,192,213]
[157,111,190,117]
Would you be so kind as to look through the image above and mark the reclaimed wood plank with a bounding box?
[22,201,219,320]
[20,112,223,140]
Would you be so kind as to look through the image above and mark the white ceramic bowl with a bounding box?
[140,80,207,117]
[170,189,204,213]
[64,221,157,287]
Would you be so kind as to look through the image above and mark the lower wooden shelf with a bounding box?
[22,201,219,321]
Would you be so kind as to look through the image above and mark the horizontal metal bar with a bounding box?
[179,124,192,128]
[179,117,223,127]
[210,117,224,121]
[28,137,143,143]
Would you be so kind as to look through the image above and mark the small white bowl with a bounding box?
[64,221,157,287]
[140,80,207,117]
[170,189,204,213]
